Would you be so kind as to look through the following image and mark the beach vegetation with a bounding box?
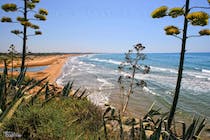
[151,0,210,130]
[1,97,102,139]
[103,103,206,140]
[118,43,150,113]
[0,64,48,122]
[6,44,19,78]
[0,62,103,139]
[1,0,48,72]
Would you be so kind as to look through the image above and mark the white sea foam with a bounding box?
[202,69,210,74]
[143,87,158,96]
[185,71,210,80]
[150,66,177,74]
[91,58,121,65]
[97,78,114,87]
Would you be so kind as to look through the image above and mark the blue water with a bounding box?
[0,66,48,72]
[57,53,210,118]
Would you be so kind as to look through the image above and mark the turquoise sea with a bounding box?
[57,53,210,118]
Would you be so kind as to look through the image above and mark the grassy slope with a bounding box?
[1,97,103,139]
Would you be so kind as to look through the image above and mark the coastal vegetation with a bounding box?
[0,0,210,139]
[151,0,210,130]
[1,0,48,72]
[0,64,103,139]
[118,43,150,113]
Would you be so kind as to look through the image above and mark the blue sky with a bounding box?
[0,0,209,53]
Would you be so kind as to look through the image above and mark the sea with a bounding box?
[56,53,210,119]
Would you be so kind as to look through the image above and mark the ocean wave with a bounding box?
[97,78,114,87]
[143,87,159,96]
[90,58,121,65]
[202,69,210,74]
[150,66,177,74]
[185,70,210,80]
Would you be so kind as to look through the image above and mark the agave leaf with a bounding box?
[111,108,115,118]
[29,82,47,105]
[185,117,198,140]
[139,119,147,140]
[20,78,35,92]
[150,120,162,140]
[42,94,56,107]
[24,76,47,92]
[103,107,111,117]
[72,87,80,97]
[78,89,86,99]
[62,81,73,97]
[195,118,206,137]
[16,68,27,85]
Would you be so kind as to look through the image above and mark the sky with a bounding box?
[0,0,209,53]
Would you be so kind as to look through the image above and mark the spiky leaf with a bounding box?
[27,2,35,9]
[168,7,184,18]
[17,17,26,22]
[31,0,40,3]
[1,17,12,22]
[1,3,17,12]
[11,30,23,35]
[39,8,48,15]
[164,25,180,35]
[34,14,46,21]
[151,6,168,18]
[35,31,42,35]
[187,11,209,26]
[199,29,210,36]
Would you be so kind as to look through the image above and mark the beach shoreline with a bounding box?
[0,54,83,84]
[26,54,82,83]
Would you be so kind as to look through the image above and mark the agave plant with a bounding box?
[151,0,210,130]
[102,103,206,140]
[1,0,48,72]
[0,63,47,122]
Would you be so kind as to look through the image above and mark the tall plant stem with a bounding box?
[20,0,27,72]
[122,55,138,113]
[11,51,13,78]
[167,0,190,130]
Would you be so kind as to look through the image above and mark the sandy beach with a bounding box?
[0,54,82,83]
[26,54,81,83]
